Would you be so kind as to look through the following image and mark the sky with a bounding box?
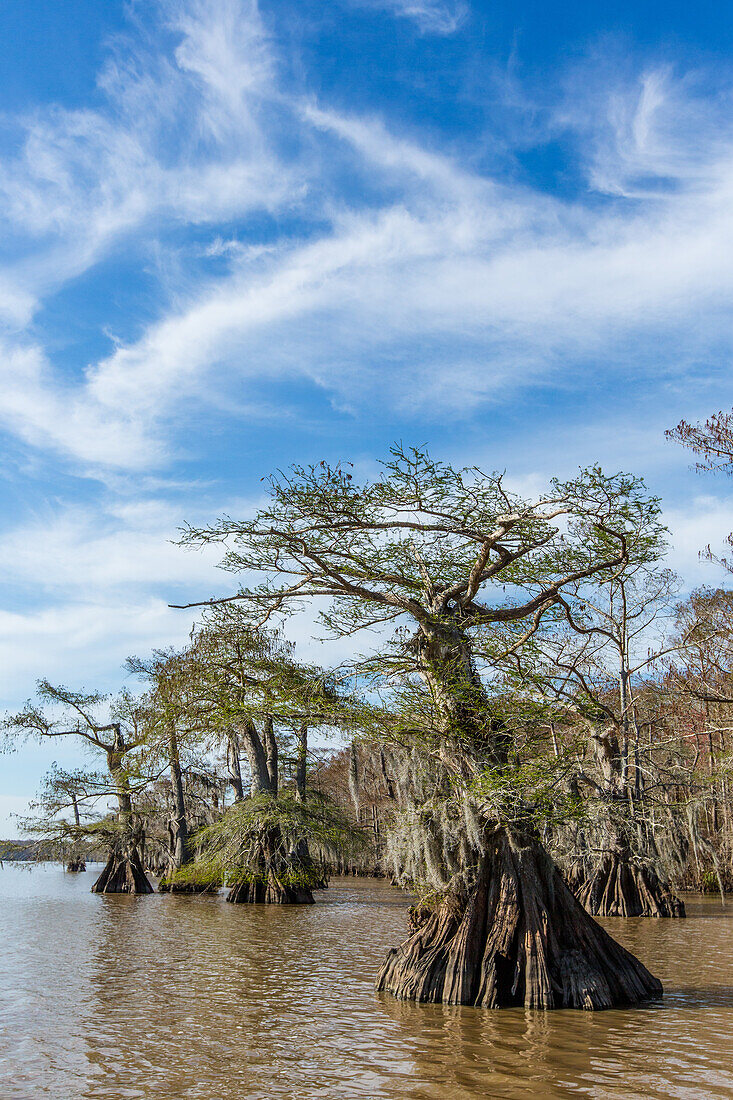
[1,0,733,832]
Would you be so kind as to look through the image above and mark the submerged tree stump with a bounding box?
[66,858,86,873]
[377,827,663,1010]
[569,852,685,918]
[91,850,154,894]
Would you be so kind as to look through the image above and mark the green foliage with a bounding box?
[471,752,587,831]
[701,870,721,893]
[159,864,224,891]
[11,809,119,864]
[186,792,363,883]
[8,444,698,903]
[178,445,658,646]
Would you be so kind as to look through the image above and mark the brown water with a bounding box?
[1,867,732,1099]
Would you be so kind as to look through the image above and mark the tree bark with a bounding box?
[295,722,307,803]
[158,723,197,892]
[227,729,245,802]
[390,619,665,1007]
[240,719,271,795]
[264,716,278,796]
[289,722,328,888]
[168,722,189,868]
[92,843,154,894]
[91,740,153,895]
[412,618,510,766]
[227,872,315,904]
[224,722,315,904]
[377,825,663,1010]
[569,849,685,918]
[66,795,86,872]
[226,824,315,905]
[571,724,686,918]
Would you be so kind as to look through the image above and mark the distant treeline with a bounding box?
[1,840,42,861]
[0,840,105,862]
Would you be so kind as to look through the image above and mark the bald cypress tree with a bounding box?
[5,683,153,894]
[176,446,662,1009]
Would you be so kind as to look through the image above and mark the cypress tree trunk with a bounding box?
[377,824,662,1009]
[92,840,154,894]
[290,721,328,888]
[569,848,685,918]
[226,824,315,905]
[241,718,271,795]
[66,795,86,872]
[169,724,189,868]
[264,716,279,796]
[91,744,153,895]
[227,729,245,802]
[570,725,686,918]
[159,723,198,893]
[225,721,315,904]
[379,619,663,1009]
[295,722,307,803]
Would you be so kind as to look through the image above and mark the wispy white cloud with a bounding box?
[3,0,733,474]
[662,495,733,590]
[0,498,224,594]
[346,0,469,35]
[0,598,198,708]
[169,0,274,138]
[0,0,297,327]
[555,58,733,199]
[0,276,35,327]
[0,491,255,710]
[302,102,491,199]
[37,77,733,462]
[0,340,159,469]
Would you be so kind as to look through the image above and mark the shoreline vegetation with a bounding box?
[4,420,733,1011]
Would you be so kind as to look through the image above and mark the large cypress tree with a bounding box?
[177,446,662,1009]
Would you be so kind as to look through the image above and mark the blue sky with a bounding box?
[1,0,733,830]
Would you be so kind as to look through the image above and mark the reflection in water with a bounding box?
[1,867,733,1099]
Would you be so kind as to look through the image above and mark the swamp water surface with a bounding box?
[1,866,732,1099]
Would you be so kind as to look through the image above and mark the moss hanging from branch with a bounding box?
[170,792,362,903]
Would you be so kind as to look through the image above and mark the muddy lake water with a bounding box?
[1,865,732,1098]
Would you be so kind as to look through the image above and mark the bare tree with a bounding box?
[668,408,733,571]
[535,509,688,917]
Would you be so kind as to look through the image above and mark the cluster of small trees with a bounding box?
[5,611,367,902]
[4,411,733,1013]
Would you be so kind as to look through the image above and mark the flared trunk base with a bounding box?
[377,827,663,1010]
[570,852,685,918]
[91,852,154,894]
[226,871,314,905]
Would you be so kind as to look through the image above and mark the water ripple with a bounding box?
[1,867,732,1099]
